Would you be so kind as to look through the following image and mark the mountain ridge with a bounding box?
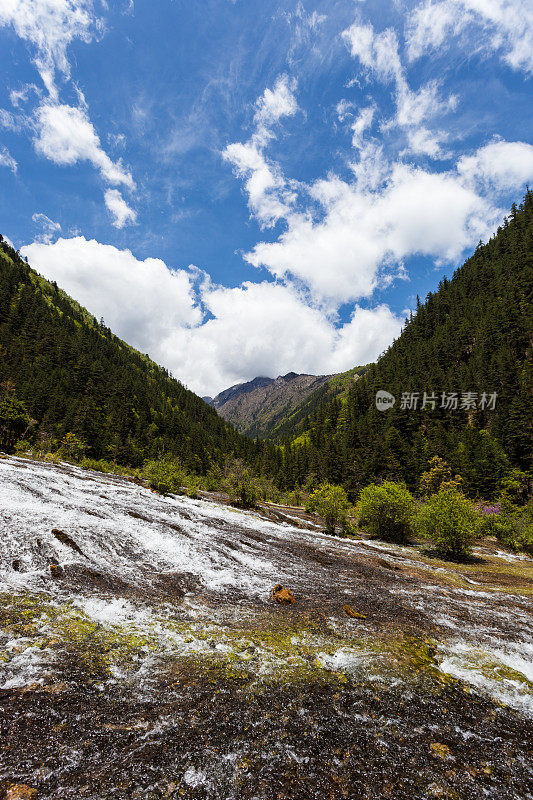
[207,372,333,439]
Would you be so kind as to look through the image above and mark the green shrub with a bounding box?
[60,431,87,461]
[13,439,32,454]
[305,483,352,535]
[415,488,481,558]
[236,476,258,509]
[0,393,33,452]
[357,482,414,543]
[142,458,186,494]
[490,504,533,556]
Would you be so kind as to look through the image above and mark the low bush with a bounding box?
[415,488,481,558]
[489,505,533,556]
[357,482,414,543]
[79,458,139,478]
[306,483,352,535]
[142,458,186,495]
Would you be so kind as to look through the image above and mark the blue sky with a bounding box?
[1,0,532,395]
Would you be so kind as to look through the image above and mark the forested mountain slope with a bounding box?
[277,194,533,498]
[0,238,256,471]
[271,365,370,442]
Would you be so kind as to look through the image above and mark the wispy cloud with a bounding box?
[0,0,136,225]
[0,144,17,172]
[0,0,104,98]
[223,74,299,228]
[406,0,533,75]
[32,212,61,242]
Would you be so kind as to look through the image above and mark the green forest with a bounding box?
[272,192,532,500]
[0,237,259,472]
[1,193,531,507]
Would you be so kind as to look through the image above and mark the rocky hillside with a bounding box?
[207,372,333,438]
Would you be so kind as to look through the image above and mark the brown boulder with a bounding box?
[7,786,38,800]
[273,584,295,604]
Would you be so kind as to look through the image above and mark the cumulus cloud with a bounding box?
[19,236,403,396]
[406,0,533,75]
[223,75,298,228]
[169,283,402,396]
[0,0,102,97]
[457,140,533,191]
[34,101,134,188]
[0,144,17,172]
[104,189,137,228]
[21,236,202,357]
[245,162,499,304]
[224,20,528,309]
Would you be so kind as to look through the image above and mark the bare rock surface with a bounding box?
[0,455,532,799]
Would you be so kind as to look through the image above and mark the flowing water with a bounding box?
[0,455,532,799]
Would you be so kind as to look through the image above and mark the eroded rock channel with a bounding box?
[0,456,532,799]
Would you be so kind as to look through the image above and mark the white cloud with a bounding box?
[34,102,134,188]
[19,236,403,396]
[406,0,533,75]
[405,127,445,159]
[104,189,137,228]
[223,141,293,227]
[343,23,404,85]
[9,83,38,107]
[223,75,299,228]
[0,144,17,171]
[32,212,61,242]
[169,283,402,395]
[457,140,533,191]
[243,159,501,304]
[254,74,298,130]
[342,20,454,158]
[20,236,201,356]
[0,0,102,97]
[1,1,135,226]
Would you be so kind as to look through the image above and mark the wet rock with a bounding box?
[273,584,295,604]
[6,786,38,800]
[51,528,84,555]
[427,784,446,798]
[343,604,366,619]
[376,557,400,571]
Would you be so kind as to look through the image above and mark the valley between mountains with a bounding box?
[1,455,532,800]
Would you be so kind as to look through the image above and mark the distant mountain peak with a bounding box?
[210,372,334,439]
